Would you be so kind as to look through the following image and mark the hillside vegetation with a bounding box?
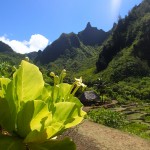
[0,41,25,62]
[32,23,109,82]
[96,0,150,81]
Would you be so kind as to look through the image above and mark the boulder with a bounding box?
[80,91,100,106]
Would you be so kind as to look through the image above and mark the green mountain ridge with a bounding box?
[35,22,110,65]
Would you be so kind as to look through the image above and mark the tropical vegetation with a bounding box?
[0,59,86,149]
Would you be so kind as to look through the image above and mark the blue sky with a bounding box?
[0,0,142,53]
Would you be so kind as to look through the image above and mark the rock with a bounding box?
[80,91,100,106]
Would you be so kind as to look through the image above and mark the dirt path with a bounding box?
[61,120,150,150]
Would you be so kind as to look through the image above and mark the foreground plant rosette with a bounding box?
[0,59,86,150]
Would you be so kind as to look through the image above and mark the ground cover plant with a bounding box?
[121,122,150,140]
[0,59,86,149]
[87,108,126,129]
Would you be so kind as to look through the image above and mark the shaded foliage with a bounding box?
[0,41,13,53]
[96,0,150,79]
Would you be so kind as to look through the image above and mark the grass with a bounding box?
[121,122,150,140]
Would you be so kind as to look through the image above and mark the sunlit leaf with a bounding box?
[13,60,44,103]
[51,83,71,103]
[0,78,11,98]
[24,122,64,143]
[17,100,52,138]
[58,83,72,101]
[39,83,52,102]
[52,102,85,129]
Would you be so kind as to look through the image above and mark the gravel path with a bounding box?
[62,120,150,150]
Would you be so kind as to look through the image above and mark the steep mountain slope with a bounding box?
[35,23,110,65]
[96,0,150,81]
[0,41,14,53]
[36,32,81,64]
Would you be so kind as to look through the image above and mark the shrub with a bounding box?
[87,108,126,128]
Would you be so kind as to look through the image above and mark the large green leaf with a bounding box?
[3,60,45,132]
[39,83,52,102]
[52,102,85,129]
[28,138,76,150]
[17,100,52,138]
[30,102,52,131]
[5,81,17,131]
[12,60,44,103]
[0,98,13,132]
[57,83,72,101]
[0,78,11,98]
[69,97,84,108]
[0,134,26,150]
[51,83,71,103]
[24,102,85,143]
[24,122,64,143]
[0,78,13,132]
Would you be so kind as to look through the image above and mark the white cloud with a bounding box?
[0,34,49,54]
[111,0,122,20]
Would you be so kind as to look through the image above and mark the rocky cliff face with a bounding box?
[78,22,109,46]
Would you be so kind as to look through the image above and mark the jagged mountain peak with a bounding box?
[86,22,92,29]
[84,22,99,31]
[78,22,109,46]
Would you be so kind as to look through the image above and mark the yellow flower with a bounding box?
[75,77,82,83]
[75,77,87,88]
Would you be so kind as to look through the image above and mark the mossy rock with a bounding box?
[127,113,144,120]
[110,107,126,112]
[132,119,144,124]
[122,110,137,115]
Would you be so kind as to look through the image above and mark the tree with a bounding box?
[95,78,108,103]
